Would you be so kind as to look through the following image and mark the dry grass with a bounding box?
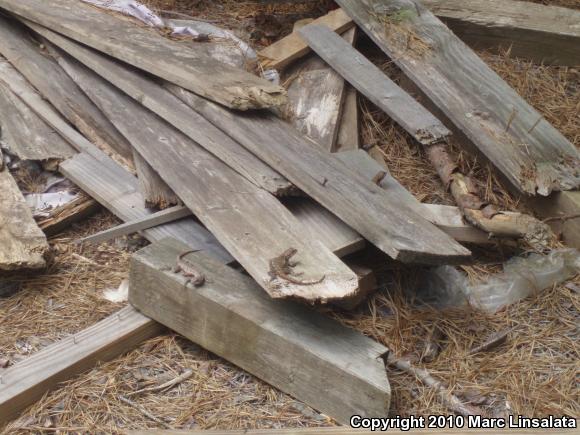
[1,0,579,432]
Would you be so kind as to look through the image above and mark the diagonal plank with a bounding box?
[335,0,579,196]
[59,52,358,304]
[168,86,471,264]
[0,0,286,110]
[30,24,293,197]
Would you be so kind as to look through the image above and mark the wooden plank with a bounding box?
[0,80,74,165]
[38,196,100,237]
[336,0,579,197]
[283,27,356,151]
[0,17,133,163]
[60,153,233,263]
[530,191,580,249]
[423,0,580,66]
[0,168,48,271]
[258,8,354,71]
[299,24,451,146]
[34,27,294,197]
[168,86,471,264]
[0,0,286,110]
[132,150,180,209]
[129,239,390,425]
[0,305,162,424]
[61,54,358,304]
[335,84,360,152]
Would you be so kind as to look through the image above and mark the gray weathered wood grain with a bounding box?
[62,53,358,304]
[168,86,471,264]
[0,79,73,164]
[0,305,162,424]
[32,26,293,197]
[336,0,579,196]
[0,0,286,110]
[132,150,181,209]
[335,84,360,152]
[299,24,450,145]
[0,168,48,271]
[423,0,580,66]
[0,17,133,162]
[129,238,390,424]
[60,153,233,263]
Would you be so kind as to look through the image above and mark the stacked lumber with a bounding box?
[0,0,578,427]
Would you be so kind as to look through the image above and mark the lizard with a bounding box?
[269,248,325,286]
[171,250,205,288]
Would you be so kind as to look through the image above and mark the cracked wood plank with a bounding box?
[33,25,294,197]
[0,168,48,271]
[129,238,390,424]
[61,53,358,304]
[0,0,286,110]
[336,0,580,196]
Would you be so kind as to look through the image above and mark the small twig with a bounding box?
[527,116,542,134]
[386,354,481,416]
[118,395,174,429]
[126,368,194,397]
[543,213,580,224]
[469,328,513,355]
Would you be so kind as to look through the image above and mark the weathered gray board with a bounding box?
[0,79,74,165]
[61,54,358,304]
[299,24,450,146]
[129,239,391,425]
[0,305,162,425]
[0,168,48,271]
[60,153,233,263]
[0,16,133,162]
[169,86,471,265]
[132,150,180,209]
[336,0,580,197]
[283,27,356,151]
[0,0,286,110]
[31,25,293,197]
[423,0,580,66]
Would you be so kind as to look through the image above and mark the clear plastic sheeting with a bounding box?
[418,249,580,312]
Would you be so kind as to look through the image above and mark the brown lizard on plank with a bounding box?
[269,248,325,286]
[172,250,205,288]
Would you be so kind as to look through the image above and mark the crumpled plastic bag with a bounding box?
[418,249,580,312]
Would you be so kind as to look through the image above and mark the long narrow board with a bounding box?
[0,168,48,271]
[0,0,286,110]
[335,84,360,152]
[423,0,580,66]
[33,26,293,197]
[0,305,162,425]
[60,153,233,263]
[336,0,579,196]
[0,16,133,162]
[168,86,471,264]
[283,26,356,151]
[129,239,390,425]
[60,53,358,304]
[0,80,74,164]
[299,24,450,146]
[258,8,354,71]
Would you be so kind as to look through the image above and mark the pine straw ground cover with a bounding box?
[1,1,579,433]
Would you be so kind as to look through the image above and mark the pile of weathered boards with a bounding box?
[0,0,578,425]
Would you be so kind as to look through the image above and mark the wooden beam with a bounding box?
[60,153,234,263]
[258,8,354,71]
[60,53,358,304]
[336,0,579,197]
[38,196,100,237]
[0,0,286,110]
[0,16,133,163]
[0,168,48,271]
[169,85,471,265]
[0,80,74,165]
[34,27,294,197]
[132,150,180,210]
[0,305,162,425]
[129,238,390,425]
[423,0,580,66]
